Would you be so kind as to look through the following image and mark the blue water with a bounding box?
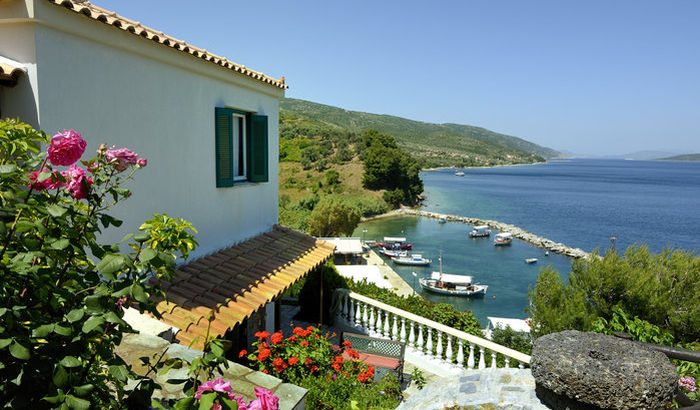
[353,159,700,325]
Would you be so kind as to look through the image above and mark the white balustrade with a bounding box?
[334,290,531,370]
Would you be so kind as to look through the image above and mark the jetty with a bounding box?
[367,209,590,259]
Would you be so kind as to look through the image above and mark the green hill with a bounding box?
[657,153,700,161]
[280,98,561,167]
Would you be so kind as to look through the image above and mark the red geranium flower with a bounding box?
[300,340,309,347]
[288,357,299,365]
[342,340,352,349]
[332,362,341,372]
[270,332,283,344]
[304,358,313,366]
[334,356,343,364]
[273,357,284,367]
[257,348,271,361]
[346,349,360,359]
[293,327,305,336]
[255,331,271,339]
[288,336,298,343]
[238,349,247,358]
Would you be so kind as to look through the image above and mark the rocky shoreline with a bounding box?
[364,208,590,259]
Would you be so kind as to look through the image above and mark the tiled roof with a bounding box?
[0,59,26,86]
[153,225,335,351]
[44,0,288,90]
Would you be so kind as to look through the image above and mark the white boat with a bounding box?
[468,225,491,238]
[438,216,447,224]
[525,258,538,264]
[418,256,487,297]
[494,232,513,246]
[393,254,431,266]
[455,171,465,176]
[380,249,407,258]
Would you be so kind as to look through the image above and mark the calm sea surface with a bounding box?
[352,159,700,325]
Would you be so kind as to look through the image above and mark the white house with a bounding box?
[0,0,334,353]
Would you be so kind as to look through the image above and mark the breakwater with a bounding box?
[369,208,590,259]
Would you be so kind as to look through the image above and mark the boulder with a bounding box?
[531,330,677,409]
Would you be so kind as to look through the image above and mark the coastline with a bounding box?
[362,208,590,259]
[421,160,548,172]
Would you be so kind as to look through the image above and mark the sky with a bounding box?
[99,0,700,156]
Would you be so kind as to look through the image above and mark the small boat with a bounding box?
[438,217,447,224]
[418,255,487,297]
[494,232,513,246]
[380,249,407,258]
[483,317,531,340]
[378,236,413,250]
[525,258,538,264]
[393,254,431,266]
[455,171,465,176]
[468,225,491,238]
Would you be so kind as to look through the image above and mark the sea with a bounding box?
[352,158,700,326]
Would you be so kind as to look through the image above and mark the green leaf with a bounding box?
[104,311,127,327]
[59,356,81,368]
[108,365,129,382]
[33,323,55,338]
[131,283,147,303]
[81,316,104,334]
[46,204,68,217]
[97,254,126,277]
[73,384,94,397]
[0,338,12,349]
[198,393,217,410]
[84,295,104,314]
[173,397,195,410]
[37,171,52,182]
[139,248,157,263]
[0,164,17,174]
[52,365,68,388]
[134,233,149,243]
[53,325,72,336]
[0,307,7,316]
[51,239,71,250]
[66,309,84,323]
[219,397,239,410]
[15,220,35,233]
[65,394,90,410]
[9,340,30,360]
[42,390,66,404]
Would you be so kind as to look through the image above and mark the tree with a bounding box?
[308,197,361,237]
[527,246,700,342]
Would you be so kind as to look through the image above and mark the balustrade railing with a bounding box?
[335,290,531,371]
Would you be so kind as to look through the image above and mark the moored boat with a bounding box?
[393,253,431,266]
[378,236,413,250]
[380,249,407,258]
[455,171,465,176]
[468,225,491,238]
[525,258,538,264]
[494,232,513,246]
[438,216,447,224]
[418,255,487,297]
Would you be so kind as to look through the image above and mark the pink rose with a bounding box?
[105,146,139,172]
[47,130,87,166]
[136,158,147,167]
[65,165,92,199]
[28,170,65,191]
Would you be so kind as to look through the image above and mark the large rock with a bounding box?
[531,330,677,409]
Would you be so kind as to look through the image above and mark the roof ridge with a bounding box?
[45,0,287,90]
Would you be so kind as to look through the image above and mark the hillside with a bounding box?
[280,98,561,167]
[657,153,700,162]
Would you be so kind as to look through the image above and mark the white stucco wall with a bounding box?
[1,0,284,259]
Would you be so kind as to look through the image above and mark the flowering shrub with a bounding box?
[242,325,402,409]
[0,120,205,407]
[173,378,279,410]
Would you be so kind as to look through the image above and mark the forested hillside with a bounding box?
[280,98,561,167]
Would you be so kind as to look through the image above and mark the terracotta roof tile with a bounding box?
[0,59,26,86]
[44,0,287,90]
[152,225,334,350]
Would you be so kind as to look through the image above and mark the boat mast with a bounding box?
[439,251,443,282]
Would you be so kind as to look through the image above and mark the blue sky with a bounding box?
[100,0,700,156]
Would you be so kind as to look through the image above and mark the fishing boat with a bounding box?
[455,171,465,176]
[418,255,487,296]
[468,225,491,238]
[525,258,538,264]
[393,253,431,266]
[494,232,513,246]
[380,249,407,258]
[378,237,413,250]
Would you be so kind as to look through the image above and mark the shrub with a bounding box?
[308,197,361,237]
[242,325,400,410]
[298,264,348,325]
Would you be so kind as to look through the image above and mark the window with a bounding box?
[215,107,268,187]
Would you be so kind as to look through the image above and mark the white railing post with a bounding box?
[361,302,368,331]
[491,351,497,368]
[391,314,398,340]
[426,327,433,356]
[375,308,382,336]
[400,318,407,343]
[416,324,424,352]
[436,331,443,361]
[445,335,453,364]
[408,321,416,348]
[505,357,510,368]
[348,297,354,323]
[478,347,486,370]
[467,343,475,369]
[383,311,390,337]
[457,340,464,367]
[518,361,524,369]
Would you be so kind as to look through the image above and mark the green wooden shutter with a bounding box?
[248,114,268,183]
[215,107,234,187]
